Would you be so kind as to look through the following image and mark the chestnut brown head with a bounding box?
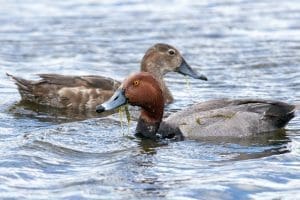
[96,72,164,123]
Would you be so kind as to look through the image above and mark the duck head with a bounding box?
[96,72,164,139]
[141,43,208,80]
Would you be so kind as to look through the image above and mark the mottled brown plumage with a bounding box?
[8,43,207,111]
[7,73,119,110]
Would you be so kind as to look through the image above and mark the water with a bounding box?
[0,0,300,199]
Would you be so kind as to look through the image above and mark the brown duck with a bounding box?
[7,43,207,111]
[96,72,295,140]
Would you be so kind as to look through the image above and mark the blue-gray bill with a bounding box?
[178,58,208,81]
[96,89,127,113]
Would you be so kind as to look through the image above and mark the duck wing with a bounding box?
[37,74,120,90]
[159,99,295,139]
[8,73,121,110]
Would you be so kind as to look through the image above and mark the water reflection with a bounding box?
[9,101,115,123]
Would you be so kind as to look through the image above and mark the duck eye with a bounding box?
[168,49,176,56]
[133,80,140,86]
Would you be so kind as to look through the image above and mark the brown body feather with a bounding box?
[7,73,120,111]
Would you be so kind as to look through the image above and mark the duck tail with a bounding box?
[6,73,35,101]
[7,73,33,91]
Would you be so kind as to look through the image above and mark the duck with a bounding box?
[7,43,207,111]
[96,72,295,140]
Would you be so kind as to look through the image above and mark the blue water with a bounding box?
[0,0,300,199]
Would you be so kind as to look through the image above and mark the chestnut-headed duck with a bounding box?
[7,43,207,111]
[96,72,295,140]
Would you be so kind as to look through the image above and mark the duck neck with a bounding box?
[135,102,164,139]
[142,67,174,104]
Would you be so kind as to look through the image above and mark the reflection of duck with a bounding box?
[96,72,295,140]
[7,44,207,111]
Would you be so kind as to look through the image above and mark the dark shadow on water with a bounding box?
[8,101,115,124]
[135,137,169,155]
[134,129,291,162]
[120,130,293,176]
[191,129,291,162]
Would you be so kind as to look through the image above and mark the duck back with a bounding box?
[159,99,295,139]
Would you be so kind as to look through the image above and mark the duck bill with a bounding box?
[177,58,208,81]
[96,89,127,113]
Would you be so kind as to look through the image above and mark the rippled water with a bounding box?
[1,0,300,199]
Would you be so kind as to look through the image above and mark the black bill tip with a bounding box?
[96,105,105,113]
[198,74,208,81]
